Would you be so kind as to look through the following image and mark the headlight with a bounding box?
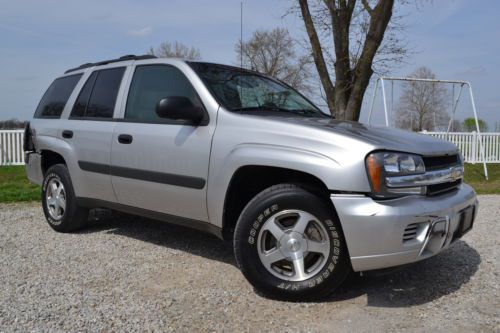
[366,151,426,198]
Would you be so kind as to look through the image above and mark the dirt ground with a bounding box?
[0,196,498,332]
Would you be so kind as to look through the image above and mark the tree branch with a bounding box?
[345,0,394,120]
[323,0,337,13]
[360,0,373,16]
[299,0,336,113]
[346,0,356,16]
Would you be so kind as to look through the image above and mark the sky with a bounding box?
[0,0,499,130]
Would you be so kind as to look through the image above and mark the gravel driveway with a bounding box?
[1,195,498,332]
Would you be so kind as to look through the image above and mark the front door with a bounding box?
[110,64,215,221]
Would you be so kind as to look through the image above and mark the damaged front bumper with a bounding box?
[331,184,478,272]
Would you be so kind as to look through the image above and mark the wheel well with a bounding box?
[41,150,66,175]
[222,166,330,240]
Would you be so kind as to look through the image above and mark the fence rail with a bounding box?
[422,131,500,163]
[0,129,499,166]
[0,130,24,166]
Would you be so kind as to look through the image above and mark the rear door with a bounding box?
[110,64,215,221]
[59,66,128,202]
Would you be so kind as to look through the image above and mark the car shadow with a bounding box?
[81,209,236,266]
[81,210,481,307]
[328,240,481,307]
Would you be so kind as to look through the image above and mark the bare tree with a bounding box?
[236,27,312,92]
[296,0,409,120]
[148,41,201,60]
[450,119,463,132]
[395,67,450,132]
[0,118,27,129]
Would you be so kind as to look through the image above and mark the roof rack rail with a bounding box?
[64,54,157,74]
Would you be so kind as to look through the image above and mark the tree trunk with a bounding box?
[327,0,355,119]
[299,0,395,121]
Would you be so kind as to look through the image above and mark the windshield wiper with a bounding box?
[231,106,320,117]
[231,106,285,112]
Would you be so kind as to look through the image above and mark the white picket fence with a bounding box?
[0,129,499,166]
[0,130,25,166]
[422,131,500,163]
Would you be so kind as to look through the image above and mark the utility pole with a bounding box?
[240,1,243,69]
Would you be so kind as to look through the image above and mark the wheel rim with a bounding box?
[45,178,66,220]
[257,209,331,282]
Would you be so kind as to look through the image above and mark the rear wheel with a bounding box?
[41,164,89,232]
[234,184,351,301]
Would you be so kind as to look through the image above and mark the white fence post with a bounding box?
[471,131,477,164]
[0,129,25,166]
[420,131,500,164]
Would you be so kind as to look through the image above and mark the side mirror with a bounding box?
[155,96,205,124]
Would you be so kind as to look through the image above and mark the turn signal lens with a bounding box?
[366,154,382,193]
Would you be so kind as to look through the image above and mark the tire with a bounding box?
[41,164,89,232]
[234,184,350,301]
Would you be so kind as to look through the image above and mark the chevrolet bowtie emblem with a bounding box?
[450,166,463,181]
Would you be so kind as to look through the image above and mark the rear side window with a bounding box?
[34,74,82,118]
[70,67,125,119]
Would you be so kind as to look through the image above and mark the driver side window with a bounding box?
[125,65,203,122]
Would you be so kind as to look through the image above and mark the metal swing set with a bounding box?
[367,76,488,180]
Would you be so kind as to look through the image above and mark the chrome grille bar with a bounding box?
[386,166,463,188]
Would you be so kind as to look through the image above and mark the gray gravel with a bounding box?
[0,195,499,332]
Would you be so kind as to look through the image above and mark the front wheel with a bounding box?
[234,184,351,301]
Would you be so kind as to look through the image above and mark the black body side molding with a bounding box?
[77,161,206,189]
[77,197,223,239]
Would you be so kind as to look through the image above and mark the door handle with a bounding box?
[62,130,73,139]
[118,134,133,144]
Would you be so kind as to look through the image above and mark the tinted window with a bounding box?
[35,74,82,118]
[125,65,203,122]
[189,62,323,117]
[86,68,125,118]
[70,72,97,118]
[70,67,125,119]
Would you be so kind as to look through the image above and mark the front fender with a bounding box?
[206,143,370,228]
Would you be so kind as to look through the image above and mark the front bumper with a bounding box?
[331,184,478,272]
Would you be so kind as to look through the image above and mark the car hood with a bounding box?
[273,116,458,156]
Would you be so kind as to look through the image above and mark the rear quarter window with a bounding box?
[34,74,82,118]
[70,67,125,119]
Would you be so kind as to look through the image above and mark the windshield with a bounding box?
[189,62,326,117]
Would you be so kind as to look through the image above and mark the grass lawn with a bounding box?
[0,166,40,203]
[464,163,500,194]
[0,164,498,203]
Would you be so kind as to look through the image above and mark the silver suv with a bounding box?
[25,55,478,301]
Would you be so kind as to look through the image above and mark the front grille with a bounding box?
[423,154,459,171]
[403,223,419,242]
[427,179,461,196]
[423,154,462,196]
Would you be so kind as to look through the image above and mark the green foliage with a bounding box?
[463,118,488,132]
[0,166,40,203]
